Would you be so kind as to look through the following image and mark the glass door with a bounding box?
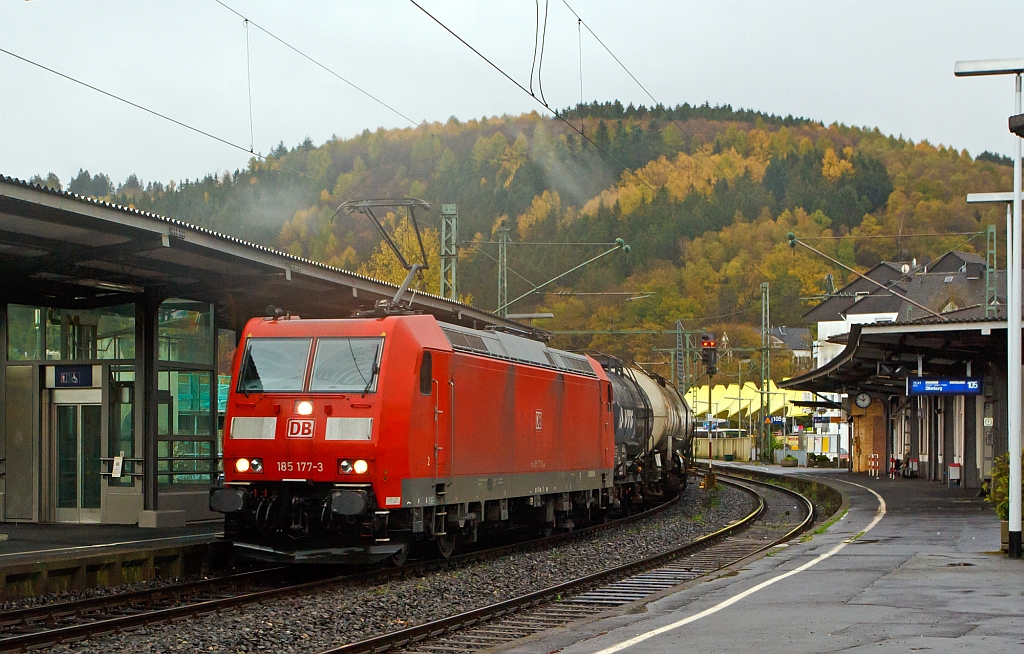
[54,403,102,522]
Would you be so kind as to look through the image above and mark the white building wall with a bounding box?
[809,311,897,458]
[816,320,846,368]
[816,312,898,368]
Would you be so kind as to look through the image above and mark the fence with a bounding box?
[693,436,757,462]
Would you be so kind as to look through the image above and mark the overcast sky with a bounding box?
[1,1,1023,187]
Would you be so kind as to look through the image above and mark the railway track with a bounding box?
[314,472,815,654]
[0,496,679,652]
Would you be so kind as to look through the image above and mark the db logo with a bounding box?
[287,419,315,438]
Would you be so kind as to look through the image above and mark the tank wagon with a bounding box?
[596,353,694,504]
[210,313,693,564]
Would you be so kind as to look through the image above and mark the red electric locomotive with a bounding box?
[211,313,619,563]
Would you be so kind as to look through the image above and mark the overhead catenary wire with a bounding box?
[577,16,584,131]
[529,0,540,96]
[675,287,805,323]
[244,18,255,152]
[800,232,983,240]
[213,0,445,146]
[558,1,732,189]
[537,0,550,106]
[693,230,988,324]
[561,0,657,107]
[462,242,538,287]
[0,46,317,180]
[469,241,622,245]
[0,46,262,161]
[789,236,948,321]
[407,0,655,193]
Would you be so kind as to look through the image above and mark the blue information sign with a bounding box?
[906,377,982,396]
[54,365,93,388]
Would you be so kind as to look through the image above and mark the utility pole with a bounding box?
[675,320,687,395]
[700,332,718,488]
[496,217,510,317]
[986,223,998,318]
[761,282,771,462]
[440,203,458,300]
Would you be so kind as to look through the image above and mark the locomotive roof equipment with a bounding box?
[338,198,432,315]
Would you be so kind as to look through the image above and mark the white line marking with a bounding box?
[590,479,886,654]
[0,533,223,559]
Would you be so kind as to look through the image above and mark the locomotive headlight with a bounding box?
[250,458,264,473]
[339,459,352,474]
[296,400,314,416]
[235,458,251,473]
[353,459,368,474]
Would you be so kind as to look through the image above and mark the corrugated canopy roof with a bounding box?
[0,175,527,334]
[779,320,1005,395]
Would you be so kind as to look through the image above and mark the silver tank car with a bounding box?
[591,353,694,500]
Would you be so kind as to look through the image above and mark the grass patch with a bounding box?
[813,509,847,535]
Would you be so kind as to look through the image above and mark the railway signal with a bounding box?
[700,332,718,376]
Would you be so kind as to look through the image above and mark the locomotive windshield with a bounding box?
[310,337,384,393]
[237,338,312,393]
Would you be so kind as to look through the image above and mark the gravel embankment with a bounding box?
[0,575,212,614]
[47,484,753,654]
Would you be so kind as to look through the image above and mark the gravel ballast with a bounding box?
[0,575,212,614]
[46,484,753,654]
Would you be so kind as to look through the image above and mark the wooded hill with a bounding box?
[34,102,1013,381]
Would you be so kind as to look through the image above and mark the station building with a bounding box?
[783,251,1009,489]
[0,176,516,527]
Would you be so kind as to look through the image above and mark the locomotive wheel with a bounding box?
[436,533,456,558]
[388,542,410,567]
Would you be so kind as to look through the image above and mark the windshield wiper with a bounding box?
[361,347,380,397]
[239,360,252,397]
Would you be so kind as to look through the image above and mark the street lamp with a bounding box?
[956,58,1024,559]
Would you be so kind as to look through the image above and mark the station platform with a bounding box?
[0,522,226,600]
[505,464,1022,653]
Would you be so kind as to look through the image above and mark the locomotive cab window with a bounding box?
[419,351,432,395]
[237,338,312,393]
[310,337,384,393]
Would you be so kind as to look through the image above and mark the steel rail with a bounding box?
[0,496,678,652]
[314,474,814,654]
[0,566,286,628]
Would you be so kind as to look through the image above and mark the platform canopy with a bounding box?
[0,175,523,333]
[779,316,1006,395]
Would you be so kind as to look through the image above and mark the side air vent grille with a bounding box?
[442,328,489,352]
[441,325,596,377]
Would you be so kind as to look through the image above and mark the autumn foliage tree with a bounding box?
[49,101,1011,380]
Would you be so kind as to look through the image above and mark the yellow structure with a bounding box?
[686,380,811,423]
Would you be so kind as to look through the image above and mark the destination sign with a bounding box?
[906,377,982,396]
